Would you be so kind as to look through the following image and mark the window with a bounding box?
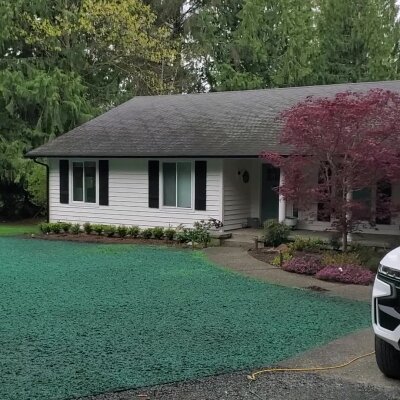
[163,162,192,208]
[72,161,96,203]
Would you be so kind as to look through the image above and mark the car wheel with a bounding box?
[375,335,400,379]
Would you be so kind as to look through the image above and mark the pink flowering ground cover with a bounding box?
[282,255,323,275]
[315,264,375,286]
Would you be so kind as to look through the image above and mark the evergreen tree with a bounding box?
[315,0,400,83]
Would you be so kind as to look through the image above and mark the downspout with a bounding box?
[32,158,49,223]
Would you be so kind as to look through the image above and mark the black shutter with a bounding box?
[59,160,69,204]
[195,161,207,211]
[148,160,159,208]
[99,160,109,206]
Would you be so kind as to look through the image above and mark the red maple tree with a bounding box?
[262,89,400,250]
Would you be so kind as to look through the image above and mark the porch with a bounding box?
[221,227,400,249]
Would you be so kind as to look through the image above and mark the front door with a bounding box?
[261,164,280,224]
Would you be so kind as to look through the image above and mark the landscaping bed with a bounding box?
[1,237,371,400]
[248,220,382,286]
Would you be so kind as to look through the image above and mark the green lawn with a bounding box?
[0,238,371,400]
[0,223,39,236]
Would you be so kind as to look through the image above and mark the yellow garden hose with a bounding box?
[247,351,375,381]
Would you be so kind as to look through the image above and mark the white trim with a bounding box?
[160,160,194,211]
[70,159,99,206]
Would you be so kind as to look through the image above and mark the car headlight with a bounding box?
[378,264,400,281]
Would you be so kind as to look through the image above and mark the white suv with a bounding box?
[372,247,400,379]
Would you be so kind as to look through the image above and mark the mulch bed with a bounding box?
[248,248,280,265]
[34,233,182,247]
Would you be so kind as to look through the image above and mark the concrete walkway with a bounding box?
[204,246,372,302]
[203,246,400,395]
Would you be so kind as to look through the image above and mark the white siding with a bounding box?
[222,159,253,230]
[49,158,223,228]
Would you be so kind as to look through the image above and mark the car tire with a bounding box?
[375,335,400,379]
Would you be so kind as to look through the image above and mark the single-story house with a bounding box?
[27,80,400,234]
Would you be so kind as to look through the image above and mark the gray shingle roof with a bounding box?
[26,80,400,158]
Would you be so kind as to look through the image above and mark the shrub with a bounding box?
[39,222,51,234]
[349,244,383,272]
[141,228,153,239]
[322,251,361,266]
[60,222,72,233]
[152,227,164,240]
[128,225,140,238]
[316,265,375,286]
[50,223,62,234]
[175,228,191,243]
[83,222,92,234]
[117,226,128,238]
[290,237,324,252]
[164,228,175,241]
[282,255,323,275]
[192,220,211,247]
[263,220,290,247]
[271,249,293,267]
[92,224,104,235]
[71,224,81,234]
[103,225,116,237]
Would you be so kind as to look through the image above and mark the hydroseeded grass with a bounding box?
[0,238,371,400]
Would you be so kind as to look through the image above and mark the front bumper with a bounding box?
[372,274,400,350]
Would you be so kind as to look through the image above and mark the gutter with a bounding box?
[32,158,49,223]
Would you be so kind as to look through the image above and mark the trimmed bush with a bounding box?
[322,251,361,266]
[83,222,92,234]
[128,226,140,238]
[263,220,290,247]
[60,222,72,233]
[103,225,116,237]
[39,223,51,234]
[164,228,175,241]
[71,224,81,235]
[282,255,323,275]
[50,223,62,234]
[290,237,324,252]
[316,265,375,286]
[152,227,164,240]
[117,226,128,238]
[141,228,153,239]
[92,224,104,235]
[176,229,190,243]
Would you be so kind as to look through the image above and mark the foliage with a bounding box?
[92,224,104,235]
[262,89,400,250]
[271,249,294,267]
[290,237,325,252]
[322,251,361,267]
[39,222,51,234]
[103,225,116,237]
[59,222,72,233]
[316,265,375,286]
[49,222,62,234]
[282,255,323,275]
[164,227,175,241]
[152,227,164,239]
[25,164,47,214]
[0,0,177,218]
[316,0,400,84]
[175,227,191,243]
[348,243,383,272]
[128,225,140,238]
[263,220,290,247]
[71,223,81,235]
[117,226,128,238]
[83,222,92,235]
[141,228,153,239]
